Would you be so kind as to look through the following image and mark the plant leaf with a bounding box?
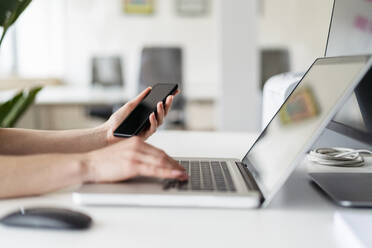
[0,0,32,46]
[0,91,23,125]
[1,86,42,128]
[0,1,18,24]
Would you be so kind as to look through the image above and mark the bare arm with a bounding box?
[0,88,185,199]
[0,153,85,198]
[0,127,107,155]
[0,87,179,155]
[0,137,187,199]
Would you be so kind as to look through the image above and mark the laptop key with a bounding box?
[181,161,190,174]
[201,162,213,190]
[171,160,237,193]
[211,162,227,191]
[190,161,201,190]
[221,162,236,191]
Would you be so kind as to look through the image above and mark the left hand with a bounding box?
[102,87,179,145]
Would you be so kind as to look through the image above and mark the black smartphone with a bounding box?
[113,83,178,138]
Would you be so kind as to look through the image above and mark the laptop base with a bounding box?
[309,172,372,207]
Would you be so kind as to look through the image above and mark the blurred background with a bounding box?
[0,0,334,132]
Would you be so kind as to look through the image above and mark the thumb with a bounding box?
[112,87,152,122]
[127,87,152,111]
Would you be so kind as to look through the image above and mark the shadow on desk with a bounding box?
[267,166,337,211]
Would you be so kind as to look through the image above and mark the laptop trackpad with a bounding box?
[310,172,372,207]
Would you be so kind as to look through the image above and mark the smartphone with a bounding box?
[113,83,178,138]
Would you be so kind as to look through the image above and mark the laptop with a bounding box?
[74,55,372,208]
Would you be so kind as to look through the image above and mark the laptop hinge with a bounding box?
[236,162,265,204]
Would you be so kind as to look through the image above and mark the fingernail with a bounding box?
[171,170,183,176]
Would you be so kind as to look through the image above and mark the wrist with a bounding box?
[90,124,111,148]
[78,152,96,184]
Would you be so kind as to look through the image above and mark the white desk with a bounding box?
[0,131,370,248]
[0,85,216,106]
[0,85,129,129]
[0,85,129,106]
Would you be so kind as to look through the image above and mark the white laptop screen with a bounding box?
[325,0,372,138]
[326,0,372,57]
[243,56,370,200]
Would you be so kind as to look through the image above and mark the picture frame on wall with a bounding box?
[123,0,154,15]
[176,0,209,17]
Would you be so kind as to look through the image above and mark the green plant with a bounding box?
[0,0,42,128]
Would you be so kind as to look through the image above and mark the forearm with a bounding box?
[0,153,87,198]
[0,127,107,155]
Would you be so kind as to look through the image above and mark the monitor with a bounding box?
[325,0,372,57]
[325,0,372,144]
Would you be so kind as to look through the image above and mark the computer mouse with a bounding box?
[0,207,92,230]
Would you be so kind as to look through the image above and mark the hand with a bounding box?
[102,87,180,145]
[84,137,187,183]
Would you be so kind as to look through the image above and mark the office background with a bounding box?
[0,0,333,132]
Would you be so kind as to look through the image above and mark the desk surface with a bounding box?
[0,85,129,106]
[0,85,216,106]
[0,131,370,248]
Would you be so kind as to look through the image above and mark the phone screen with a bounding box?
[114,83,178,137]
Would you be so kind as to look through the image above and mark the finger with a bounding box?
[129,146,184,173]
[111,87,152,123]
[173,89,180,96]
[138,114,157,140]
[128,137,183,170]
[146,113,158,137]
[127,87,152,110]
[139,144,184,171]
[164,95,173,116]
[135,153,182,171]
[136,164,187,179]
[156,102,165,125]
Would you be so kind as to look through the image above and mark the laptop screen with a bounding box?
[325,0,372,57]
[243,56,370,201]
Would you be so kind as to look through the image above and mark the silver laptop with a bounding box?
[74,55,372,208]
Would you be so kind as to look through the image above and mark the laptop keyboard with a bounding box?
[163,160,236,192]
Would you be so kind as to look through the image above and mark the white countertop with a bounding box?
[0,85,217,106]
[0,131,370,248]
[0,85,128,106]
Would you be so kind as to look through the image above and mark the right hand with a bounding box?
[101,87,180,145]
[83,137,187,183]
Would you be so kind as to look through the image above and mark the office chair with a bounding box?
[138,47,185,128]
[88,56,124,120]
[260,49,290,90]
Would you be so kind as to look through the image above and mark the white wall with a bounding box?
[16,0,65,78]
[13,0,335,89]
[217,0,260,131]
[259,0,334,72]
[15,0,220,98]
[9,0,336,132]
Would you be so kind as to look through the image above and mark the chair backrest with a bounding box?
[260,49,290,89]
[91,56,124,87]
[138,47,184,110]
